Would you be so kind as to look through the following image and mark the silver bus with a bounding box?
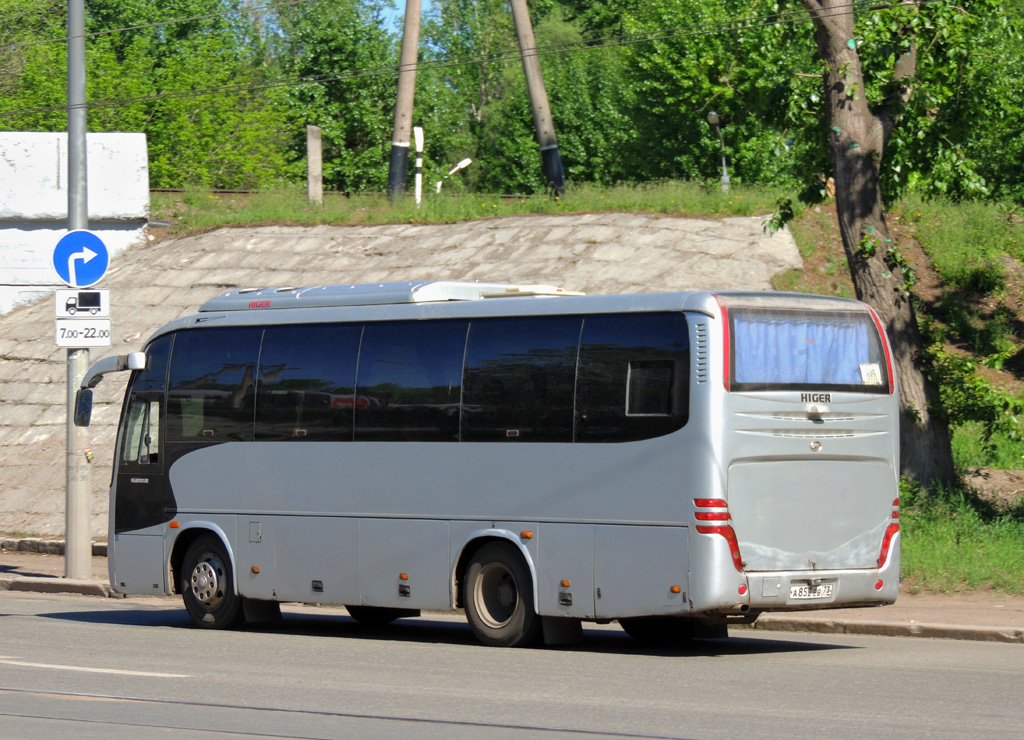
[76,281,901,647]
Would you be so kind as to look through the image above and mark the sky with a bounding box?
[381,0,435,32]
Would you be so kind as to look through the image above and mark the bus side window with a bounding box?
[463,316,581,443]
[166,328,262,443]
[355,320,468,442]
[256,324,362,441]
[576,313,689,442]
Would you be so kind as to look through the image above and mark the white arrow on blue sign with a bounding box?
[51,230,110,288]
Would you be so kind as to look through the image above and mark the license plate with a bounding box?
[790,583,833,600]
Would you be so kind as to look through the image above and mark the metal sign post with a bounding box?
[64,0,93,580]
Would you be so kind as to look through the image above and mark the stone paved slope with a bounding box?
[0,213,800,537]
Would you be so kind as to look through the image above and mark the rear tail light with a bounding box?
[713,295,731,391]
[694,498,743,572]
[877,497,900,567]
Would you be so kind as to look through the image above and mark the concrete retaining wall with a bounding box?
[0,132,149,314]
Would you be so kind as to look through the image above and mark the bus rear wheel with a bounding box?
[181,535,245,630]
[464,542,541,648]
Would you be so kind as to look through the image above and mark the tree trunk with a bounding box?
[801,0,955,486]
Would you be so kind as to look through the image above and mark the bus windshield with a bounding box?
[730,307,890,393]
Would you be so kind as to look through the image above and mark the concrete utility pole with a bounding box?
[65,0,91,579]
[509,0,565,193]
[307,125,323,205]
[386,0,422,202]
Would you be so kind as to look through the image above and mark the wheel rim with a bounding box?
[473,562,518,629]
[189,554,226,610]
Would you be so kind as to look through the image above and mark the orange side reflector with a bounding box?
[560,580,571,588]
[251,566,259,574]
[520,531,534,540]
[399,573,409,581]
[670,586,682,594]
[168,521,180,529]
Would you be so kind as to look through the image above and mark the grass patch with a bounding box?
[900,482,1024,594]
[952,422,1024,470]
[151,181,778,233]
[905,195,1024,292]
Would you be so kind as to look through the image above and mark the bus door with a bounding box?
[719,300,899,575]
[111,333,174,594]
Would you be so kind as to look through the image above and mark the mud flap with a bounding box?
[542,616,583,645]
[243,598,283,624]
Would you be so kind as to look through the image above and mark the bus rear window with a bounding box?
[729,308,890,393]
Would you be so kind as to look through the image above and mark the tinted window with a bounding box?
[167,328,262,442]
[256,324,362,441]
[355,320,468,441]
[730,308,889,392]
[576,313,689,442]
[463,316,581,442]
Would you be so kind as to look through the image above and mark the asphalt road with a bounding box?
[1,592,1019,740]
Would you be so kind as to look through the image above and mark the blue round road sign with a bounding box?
[52,230,110,288]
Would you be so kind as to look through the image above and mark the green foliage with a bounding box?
[609,1,818,189]
[0,1,295,188]
[763,196,797,235]
[855,0,1018,202]
[919,322,1023,453]
[2,0,1021,198]
[273,0,397,192]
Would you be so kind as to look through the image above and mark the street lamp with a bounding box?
[435,158,473,193]
[706,111,730,194]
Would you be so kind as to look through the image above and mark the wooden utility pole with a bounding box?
[387,0,421,201]
[509,0,565,193]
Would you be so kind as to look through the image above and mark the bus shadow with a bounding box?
[37,606,856,656]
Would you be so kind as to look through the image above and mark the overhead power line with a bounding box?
[0,1,937,120]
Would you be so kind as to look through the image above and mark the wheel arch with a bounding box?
[452,530,538,610]
[169,523,235,596]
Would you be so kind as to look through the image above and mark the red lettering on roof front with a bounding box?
[249,300,271,308]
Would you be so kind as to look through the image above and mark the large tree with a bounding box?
[799,0,957,485]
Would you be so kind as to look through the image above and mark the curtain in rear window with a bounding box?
[731,308,888,392]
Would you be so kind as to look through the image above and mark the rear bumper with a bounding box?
[744,532,900,612]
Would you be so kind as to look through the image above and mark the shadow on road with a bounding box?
[33,604,855,657]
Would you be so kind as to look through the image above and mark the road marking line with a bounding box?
[0,659,189,678]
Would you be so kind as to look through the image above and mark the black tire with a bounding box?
[464,542,541,648]
[345,606,418,626]
[180,535,245,629]
[619,616,696,644]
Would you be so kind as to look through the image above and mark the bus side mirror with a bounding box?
[74,389,93,427]
[127,352,146,370]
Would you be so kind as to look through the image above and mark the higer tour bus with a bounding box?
[75,282,901,647]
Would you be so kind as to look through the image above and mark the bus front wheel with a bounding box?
[464,542,541,648]
[181,535,245,629]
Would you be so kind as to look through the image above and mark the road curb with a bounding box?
[0,538,107,556]
[0,575,114,598]
[739,617,1024,644]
